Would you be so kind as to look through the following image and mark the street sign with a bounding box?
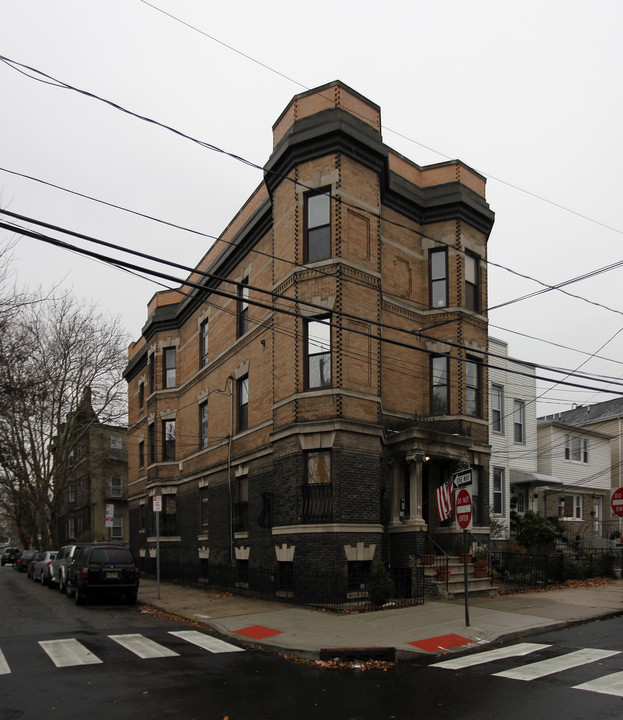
[152,495,162,513]
[611,487,623,517]
[456,488,473,530]
[105,504,114,528]
[453,469,473,488]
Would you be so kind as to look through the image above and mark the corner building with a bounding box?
[124,82,494,589]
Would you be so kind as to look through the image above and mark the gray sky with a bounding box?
[2,0,622,415]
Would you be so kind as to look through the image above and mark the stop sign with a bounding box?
[611,487,623,517]
[456,488,472,530]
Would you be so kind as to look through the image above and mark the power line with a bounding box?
[4,210,623,398]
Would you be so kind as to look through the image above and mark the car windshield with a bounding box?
[89,548,134,565]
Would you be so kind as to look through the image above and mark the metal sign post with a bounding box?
[456,487,473,627]
[153,495,162,599]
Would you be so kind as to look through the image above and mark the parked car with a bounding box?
[1,547,20,566]
[32,551,58,584]
[27,551,45,579]
[15,549,38,572]
[66,544,139,605]
[49,544,84,592]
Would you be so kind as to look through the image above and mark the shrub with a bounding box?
[366,562,395,606]
[515,511,559,552]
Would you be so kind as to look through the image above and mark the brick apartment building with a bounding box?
[124,81,495,585]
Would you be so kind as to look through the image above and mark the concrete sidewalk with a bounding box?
[137,577,623,661]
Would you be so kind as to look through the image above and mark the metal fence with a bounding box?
[490,548,621,593]
[139,558,424,612]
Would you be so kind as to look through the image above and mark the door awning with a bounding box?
[510,470,563,486]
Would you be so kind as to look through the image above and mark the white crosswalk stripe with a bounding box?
[432,641,623,696]
[574,671,623,697]
[39,639,103,667]
[432,642,551,670]
[0,648,10,675]
[168,630,245,653]
[494,648,620,681]
[109,634,180,659]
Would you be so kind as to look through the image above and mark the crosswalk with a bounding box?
[0,631,244,674]
[432,642,623,698]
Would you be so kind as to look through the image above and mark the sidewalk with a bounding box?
[137,577,623,661]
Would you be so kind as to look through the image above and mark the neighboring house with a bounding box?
[536,418,612,546]
[488,338,538,538]
[124,81,495,585]
[548,398,623,492]
[56,389,129,545]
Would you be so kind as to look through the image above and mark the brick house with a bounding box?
[124,81,495,585]
[56,389,129,546]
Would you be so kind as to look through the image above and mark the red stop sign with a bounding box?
[611,487,623,517]
[456,488,472,529]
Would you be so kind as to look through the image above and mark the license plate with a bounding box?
[105,571,119,580]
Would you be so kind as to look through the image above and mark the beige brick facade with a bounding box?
[125,82,494,583]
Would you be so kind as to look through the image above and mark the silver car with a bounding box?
[32,551,58,584]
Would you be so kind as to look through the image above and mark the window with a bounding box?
[160,494,177,535]
[302,450,332,523]
[513,400,525,443]
[163,347,176,388]
[237,375,249,432]
[200,401,209,450]
[110,475,123,498]
[491,384,504,433]
[234,476,249,532]
[465,253,479,312]
[67,517,75,539]
[492,468,504,516]
[149,353,155,394]
[139,382,144,409]
[162,419,176,462]
[148,423,155,464]
[465,358,481,417]
[110,435,122,460]
[200,487,209,533]
[431,355,449,415]
[68,484,76,503]
[200,320,209,367]
[560,494,583,520]
[138,440,145,468]
[305,190,331,263]
[306,317,331,389]
[347,560,371,594]
[238,277,249,336]
[112,516,123,539]
[565,435,588,463]
[430,249,447,308]
[516,491,525,514]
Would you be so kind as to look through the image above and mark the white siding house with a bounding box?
[488,338,538,538]
[536,419,612,543]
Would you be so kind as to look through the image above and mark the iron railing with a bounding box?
[138,558,424,612]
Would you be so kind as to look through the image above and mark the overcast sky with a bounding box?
[1,0,622,416]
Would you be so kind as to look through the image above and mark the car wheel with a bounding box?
[59,576,66,594]
[66,580,75,598]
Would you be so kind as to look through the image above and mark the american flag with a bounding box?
[435,477,455,522]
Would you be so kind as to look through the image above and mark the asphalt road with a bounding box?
[1,565,622,719]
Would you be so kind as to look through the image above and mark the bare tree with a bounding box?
[0,290,128,548]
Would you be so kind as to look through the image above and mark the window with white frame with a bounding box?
[513,400,525,443]
[200,401,209,450]
[306,317,331,389]
[112,516,123,539]
[560,494,583,520]
[491,384,504,433]
[564,434,588,464]
[163,347,176,388]
[110,435,123,460]
[492,467,504,516]
[110,475,123,498]
[464,253,479,312]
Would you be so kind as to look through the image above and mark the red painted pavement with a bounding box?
[408,634,474,652]
[233,625,284,640]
